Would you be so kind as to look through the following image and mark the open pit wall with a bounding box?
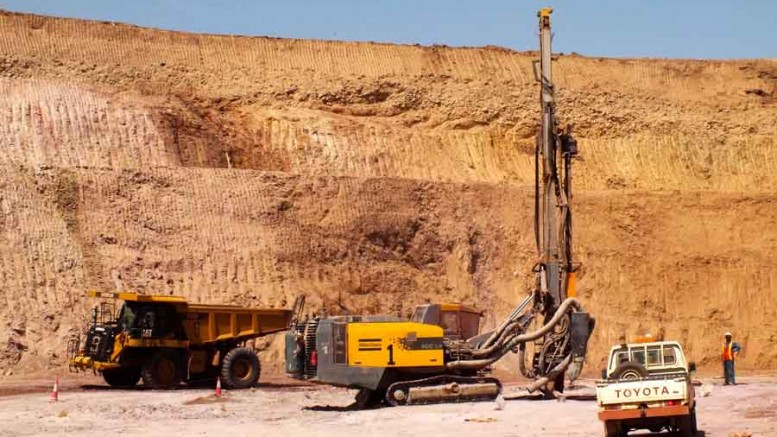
[0,10,776,374]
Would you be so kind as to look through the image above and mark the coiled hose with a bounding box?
[445,297,583,370]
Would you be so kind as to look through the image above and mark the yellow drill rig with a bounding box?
[284,8,595,407]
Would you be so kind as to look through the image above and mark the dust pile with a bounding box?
[0,10,776,375]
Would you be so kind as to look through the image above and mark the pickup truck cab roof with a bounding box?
[605,341,690,379]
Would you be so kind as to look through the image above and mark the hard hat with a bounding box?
[724,331,732,337]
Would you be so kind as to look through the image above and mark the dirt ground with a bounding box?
[0,375,775,437]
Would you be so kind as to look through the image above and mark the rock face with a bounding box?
[0,11,776,374]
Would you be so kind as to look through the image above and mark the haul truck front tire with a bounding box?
[142,349,183,388]
[102,367,141,387]
[221,347,261,389]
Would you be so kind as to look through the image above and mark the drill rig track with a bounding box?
[385,375,503,406]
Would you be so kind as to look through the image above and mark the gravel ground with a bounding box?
[0,376,774,437]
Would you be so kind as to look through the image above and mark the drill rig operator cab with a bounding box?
[411,303,482,341]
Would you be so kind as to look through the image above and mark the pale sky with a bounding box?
[3,0,775,59]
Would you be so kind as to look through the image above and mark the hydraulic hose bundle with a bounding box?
[446,297,585,371]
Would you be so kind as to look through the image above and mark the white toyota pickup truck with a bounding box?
[596,340,698,437]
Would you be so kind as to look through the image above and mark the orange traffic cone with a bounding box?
[215,377,222,397]
[49,376,59,402]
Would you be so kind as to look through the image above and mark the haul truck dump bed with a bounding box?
[69,291,293,389]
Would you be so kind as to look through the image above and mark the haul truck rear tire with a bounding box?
[221,347,261,389]
[142,349,183,388]
[102,367,141,387]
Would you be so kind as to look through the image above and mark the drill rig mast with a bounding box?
[537,7,567,320]
[527,6,584,391]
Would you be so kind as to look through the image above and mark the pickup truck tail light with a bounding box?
[665,400,680,406]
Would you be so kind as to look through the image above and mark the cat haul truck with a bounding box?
[284,8,595,407]
[68,291,294,388]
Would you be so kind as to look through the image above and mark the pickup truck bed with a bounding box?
[596,373,696,436]
[597,373,687,406]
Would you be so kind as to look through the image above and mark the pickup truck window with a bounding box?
[632,349,646,365]
[609,348,629,368]
[609,343,684,372]
[663,345,677,365]
[647,346,661,366]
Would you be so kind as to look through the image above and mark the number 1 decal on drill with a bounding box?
[387,344,395,365]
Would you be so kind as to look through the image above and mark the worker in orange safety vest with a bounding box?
[722,331,741,385]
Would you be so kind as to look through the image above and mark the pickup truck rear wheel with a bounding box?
[603,420,622,437]
[611,361,648,380]
[678,409,698,437]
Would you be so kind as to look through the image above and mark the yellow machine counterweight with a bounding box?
[347,322,445,368]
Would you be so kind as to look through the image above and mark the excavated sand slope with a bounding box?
[0,11,776,374]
